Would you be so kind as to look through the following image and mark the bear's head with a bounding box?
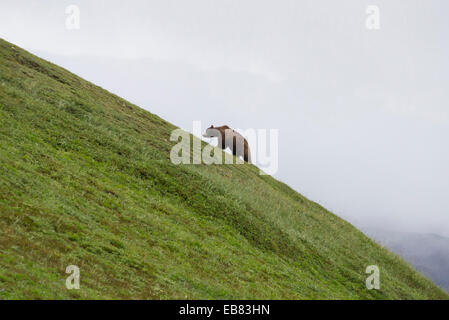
[202,125,220,138]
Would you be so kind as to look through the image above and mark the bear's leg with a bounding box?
[220,136,226,150]
[232,145,237,156]
[244,147,251,163]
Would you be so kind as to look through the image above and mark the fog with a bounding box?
[1,0,448,236]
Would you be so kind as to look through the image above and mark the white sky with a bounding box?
[1,0,448,236]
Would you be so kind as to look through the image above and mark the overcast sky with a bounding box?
[1,0,448,236]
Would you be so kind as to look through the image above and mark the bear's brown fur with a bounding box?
[203,125,251,163]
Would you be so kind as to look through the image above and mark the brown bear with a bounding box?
[202,125,251,163]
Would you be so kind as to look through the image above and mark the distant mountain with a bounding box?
[362,227,449,292]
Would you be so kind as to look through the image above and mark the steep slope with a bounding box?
[0,38,447,299]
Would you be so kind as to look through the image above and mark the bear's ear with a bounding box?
[211,125,214,128]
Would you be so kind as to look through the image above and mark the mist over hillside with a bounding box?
[363,227,449,292]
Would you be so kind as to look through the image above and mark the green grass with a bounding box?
[0,38,447,299]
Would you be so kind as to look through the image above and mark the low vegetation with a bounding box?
[0,38,447,299]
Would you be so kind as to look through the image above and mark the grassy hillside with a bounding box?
[0,38,447,299]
